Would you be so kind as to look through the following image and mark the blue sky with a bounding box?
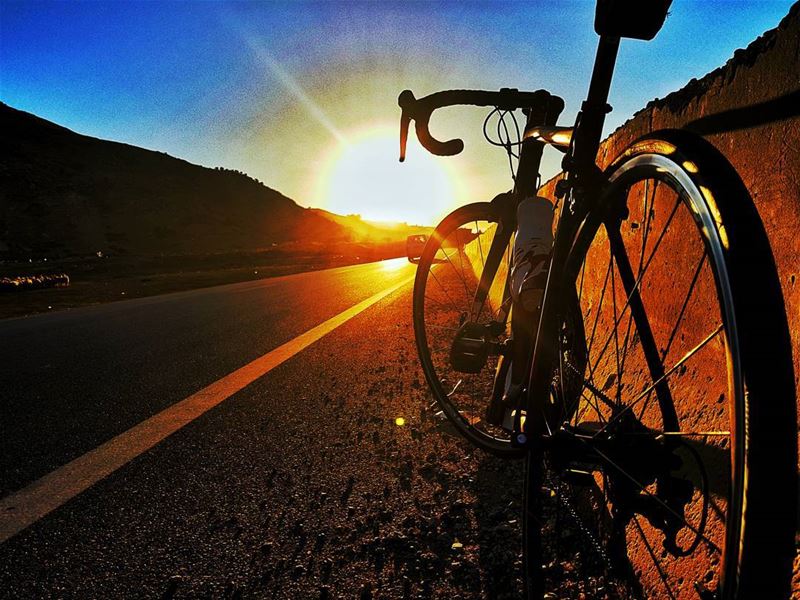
[1,0,794,223]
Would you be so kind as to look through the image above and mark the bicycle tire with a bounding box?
[523,130,796,599]
[413,201,522,457]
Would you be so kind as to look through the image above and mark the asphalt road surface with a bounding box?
[0,258,525,599]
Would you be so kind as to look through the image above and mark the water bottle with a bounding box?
[510,196,554,313]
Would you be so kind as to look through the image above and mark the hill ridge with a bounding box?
[1,102,415,258]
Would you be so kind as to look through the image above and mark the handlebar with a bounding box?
[398,88,563,161]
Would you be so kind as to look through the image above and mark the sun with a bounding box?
[317,126,461,225]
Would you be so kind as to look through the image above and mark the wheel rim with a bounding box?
[535,158,742,599]
[413,204,519,454]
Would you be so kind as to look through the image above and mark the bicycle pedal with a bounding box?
[449,321,490,373]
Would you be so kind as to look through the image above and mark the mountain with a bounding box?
[0,102,416,259]
[308,209,429,242]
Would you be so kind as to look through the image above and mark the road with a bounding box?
[0,258,524,599]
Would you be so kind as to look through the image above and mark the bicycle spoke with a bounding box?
[424,293,457,313]
[615,182,657,389]
[578,258,587,304]
[593,323,722,435]
[632,515,678,600]
[454,232,474,298]
[660,251,707,362]
[639,180,657,265]
[427,266,463,315]
[476,220,485,269]
[610,260,623,404]
[587,195,683,378]
[586,253,613,361]
[576,390,609,424]
[630,324,723,423]
[473,222,491,320]
[564,360,616,417]
[579,377,616,412]
[442,240,475,302]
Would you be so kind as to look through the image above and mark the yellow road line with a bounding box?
[0,274,414,544]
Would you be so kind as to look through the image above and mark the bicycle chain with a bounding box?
[548,471,612,569]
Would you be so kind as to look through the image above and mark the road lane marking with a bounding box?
[0,273,414,544]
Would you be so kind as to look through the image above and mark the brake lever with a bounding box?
[398,90,414,162]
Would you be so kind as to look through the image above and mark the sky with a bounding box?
[1,0,794,225]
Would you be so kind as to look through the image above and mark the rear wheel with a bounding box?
[524,131,796,599]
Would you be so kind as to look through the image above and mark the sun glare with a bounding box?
[317,127,460,226]
[381,257,409,272]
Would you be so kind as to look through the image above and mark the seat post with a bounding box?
[569,35,620,170]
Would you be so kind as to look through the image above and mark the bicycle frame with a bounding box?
[465,36,622,440]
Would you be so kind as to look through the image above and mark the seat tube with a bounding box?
[503,96,565,392]
[570,35,620,170]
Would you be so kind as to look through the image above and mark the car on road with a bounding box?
[406,234,428,263]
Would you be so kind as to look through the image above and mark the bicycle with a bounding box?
[398,1,797,598]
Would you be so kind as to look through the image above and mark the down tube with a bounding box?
[524,205,582,434]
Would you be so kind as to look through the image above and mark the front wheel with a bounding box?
[524,131,796,599]
[412,201,522,457]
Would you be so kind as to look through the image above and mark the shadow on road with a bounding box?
[472,453,525,599]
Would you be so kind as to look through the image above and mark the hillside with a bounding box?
[0,102,415,259]
[309,209,430,242]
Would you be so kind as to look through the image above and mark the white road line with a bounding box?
[0,274,414,544]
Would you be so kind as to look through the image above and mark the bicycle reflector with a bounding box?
[449,321,491,374]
